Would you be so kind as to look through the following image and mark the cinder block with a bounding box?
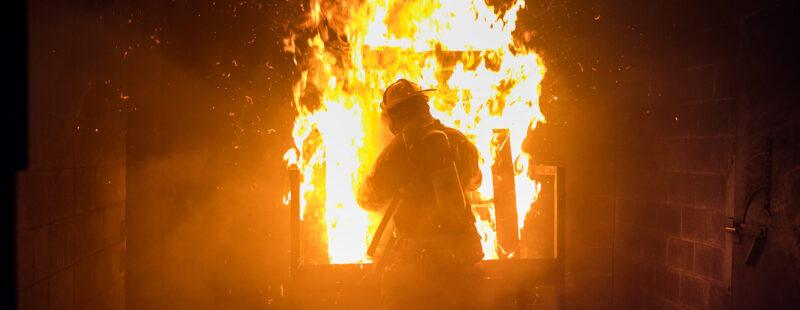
[656,137,734,174]
[45,169,75,221]
[16,171,47,229]
[74,251,113,308]
[565,274,612,306]
[681,206,709,240]
[679,275,709,309]
[109,242,126,282]
[660,300,682,310]
[617,199,680,238]
[76,126,100,167]
[48,218,78,273]
[96,118,126,165]
[670,100,737,137]
[109,128,126,165]
[631,259,656,292]
[42,117,77,170]
[566,216,613,250]
[612,283,644,309]
[120,278,125,307]
[95,164,125,208]
[49,267,74,310]
[641,234,668,264]
[103,203,125,246]
[614,138,658,170]
[668,65,718,101]
[661,0,738,34]
[714,66,741,99]
[74,167,96,213]
[615,222,667,264]
[566,246,613,276]
[668,172,726,208]
[694,243,725,281]
[611,223,636,257]
[100,247,118,288]
[613,198,639,225]
[681,206,724,245]
[708,210,726,247]
[17,228,36,289]
[576,195,615,223]
[655,204,681,237]
[667,237,694,271]
[708,283,731,310]
[33,226,50,282]
[82,279,124,310]
[75,209,104,260]
[684,23,740,68]
[616,169,669,201]
[564,301,612,310]
[21,280,49,310]
[73,245,95,307]
[578,164,617,196]
[27,113,46,170]
[616,109,657,139]
[641,295,673,310]
[653,267,680,303]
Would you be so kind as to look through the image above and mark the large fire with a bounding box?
[283,0,545,264]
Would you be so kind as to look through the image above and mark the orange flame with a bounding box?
[284,0,545,263]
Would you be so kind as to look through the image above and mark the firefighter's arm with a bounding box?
[459,138,483,191]
[356,147,396,212]
[356,175,393,212]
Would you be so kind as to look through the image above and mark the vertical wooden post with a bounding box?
[555,166,565,310]
[288,165,300,276]
[491,128,519,256]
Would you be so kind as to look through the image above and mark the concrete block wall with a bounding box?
[612,63,737,309]
[524,0,795,308]
[612,93,735,309]
[608,0,797,309]
[16,98,127,310]
[17,1,126,309]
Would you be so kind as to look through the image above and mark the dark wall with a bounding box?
[18,1,127,309]
[730,3,800,308]
[523,0,800,309]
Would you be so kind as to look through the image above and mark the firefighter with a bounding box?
[357,78,485,310]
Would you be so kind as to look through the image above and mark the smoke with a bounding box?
[129,148,290,309]
[121,0,304,308]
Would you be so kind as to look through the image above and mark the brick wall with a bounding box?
[17,1,126,309]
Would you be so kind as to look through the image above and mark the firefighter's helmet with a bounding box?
[381,79,435,110]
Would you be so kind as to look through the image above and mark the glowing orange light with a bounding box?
[283,0,546,263]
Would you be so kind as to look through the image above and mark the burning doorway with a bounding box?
[282,0,563,308]
[284,0,549,265]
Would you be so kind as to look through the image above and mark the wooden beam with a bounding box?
[491,128,519,256]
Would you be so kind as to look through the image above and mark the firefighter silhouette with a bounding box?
[357,78,484,310]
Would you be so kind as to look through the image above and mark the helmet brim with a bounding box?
[381,89,436,110]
